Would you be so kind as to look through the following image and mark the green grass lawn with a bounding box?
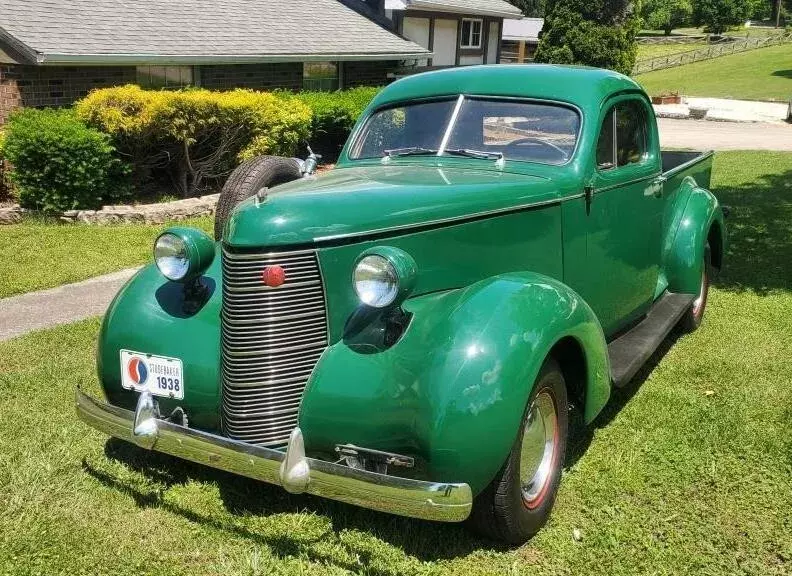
[637,42,708,61]
[636,43,792,100]
[2,151,792,574]
[0,217,212,299]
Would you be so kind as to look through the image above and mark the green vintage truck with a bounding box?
[77,65,726,543]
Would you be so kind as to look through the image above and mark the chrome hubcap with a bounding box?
[692,268,707,317]
[519,390,558,507]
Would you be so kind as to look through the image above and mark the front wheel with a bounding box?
[467,358,568,544]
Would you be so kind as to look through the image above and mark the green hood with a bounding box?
[225,164,558,248]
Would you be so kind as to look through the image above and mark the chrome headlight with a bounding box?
[154,227,215,282]
[353,248,416,308]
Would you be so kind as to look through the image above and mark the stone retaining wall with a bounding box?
[0,193,220,225]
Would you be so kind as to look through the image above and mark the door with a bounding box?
[582,97,664,337]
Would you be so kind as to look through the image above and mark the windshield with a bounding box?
[349,96,580,165]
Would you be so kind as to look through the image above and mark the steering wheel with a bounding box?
[503,137,569,161]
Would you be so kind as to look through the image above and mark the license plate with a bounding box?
[120,350,184,400]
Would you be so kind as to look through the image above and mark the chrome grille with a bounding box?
[221,247,328,446]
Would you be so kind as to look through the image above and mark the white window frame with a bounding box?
[460,18,484,49]
[136,65,195,89]
[302,61,341,92]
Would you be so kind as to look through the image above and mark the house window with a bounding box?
[303,62,340,91]
[136,66,194,89]
[460,18,483,49]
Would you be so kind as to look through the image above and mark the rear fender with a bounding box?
[299,272,610,493]
[664,177,726,294]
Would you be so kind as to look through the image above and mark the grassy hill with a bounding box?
[636,43,792,101]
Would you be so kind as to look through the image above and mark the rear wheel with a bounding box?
[468,358,568,544]
[214,156,302,240]
[679,243,711,333]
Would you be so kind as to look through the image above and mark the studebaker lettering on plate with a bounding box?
[77,65,726,544]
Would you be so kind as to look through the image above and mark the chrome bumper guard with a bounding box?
[76,389,473,522]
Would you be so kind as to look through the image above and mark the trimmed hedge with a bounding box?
[3,109,130,212]
[1,85,382,206]
[289,87,380,161]
[76,86,312,197]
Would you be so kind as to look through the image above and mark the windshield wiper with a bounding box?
[384,147,439,157]
[444,148,504,161]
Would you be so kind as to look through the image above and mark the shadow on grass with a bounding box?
[770,69,792,79]
[83,442,504,566]
[565,329,682,467]
[712,168,792,294]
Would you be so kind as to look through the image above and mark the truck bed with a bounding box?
[661,150,714,190]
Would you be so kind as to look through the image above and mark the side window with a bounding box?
[596,108,616,170]
[616,100,647,166]
[596,100,649,171]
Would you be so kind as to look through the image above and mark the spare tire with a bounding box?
[214,156,303,240]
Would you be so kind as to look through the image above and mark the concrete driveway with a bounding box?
[0,268,140,341]
[658,118,792,151]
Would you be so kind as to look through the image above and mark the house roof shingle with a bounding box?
[0,0,431,65]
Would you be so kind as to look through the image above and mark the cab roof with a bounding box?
[369,64,646,115]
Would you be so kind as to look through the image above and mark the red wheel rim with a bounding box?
[692,267,708,319]
[519,390,560,509]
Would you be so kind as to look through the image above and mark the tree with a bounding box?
[534,0,640,75]
[641,0,693,34]
[507,0,547,17]
[692,0,751,35]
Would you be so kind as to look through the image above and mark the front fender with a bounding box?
[299,272,610,494]
[664,178,726,294]
[97,249,223,431]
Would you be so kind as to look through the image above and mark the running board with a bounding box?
[608,292,695,387]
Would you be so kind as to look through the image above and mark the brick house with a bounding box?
[0,0,432,123]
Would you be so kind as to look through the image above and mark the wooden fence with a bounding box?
[636,35,709,44]
[633,32,792,74]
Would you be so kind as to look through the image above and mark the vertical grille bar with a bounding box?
[221,247,328,446]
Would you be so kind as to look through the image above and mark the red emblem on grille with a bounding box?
[262,265,286,287]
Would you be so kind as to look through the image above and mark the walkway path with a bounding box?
[658,118,792,151]
[0,268,140,341]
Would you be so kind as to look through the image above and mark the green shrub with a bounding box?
[693,0,751,36]
[535,0,640,75]
[3,109,130,212]
[76,86,312,197]
[0,129,11,200]
[641,0,693,35]
[289,86,380,161]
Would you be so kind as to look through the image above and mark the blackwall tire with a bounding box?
[214,156,302,240]
[679,243,712,333]
[467,358,569,544]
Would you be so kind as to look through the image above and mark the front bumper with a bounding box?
[76,389,472,522]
